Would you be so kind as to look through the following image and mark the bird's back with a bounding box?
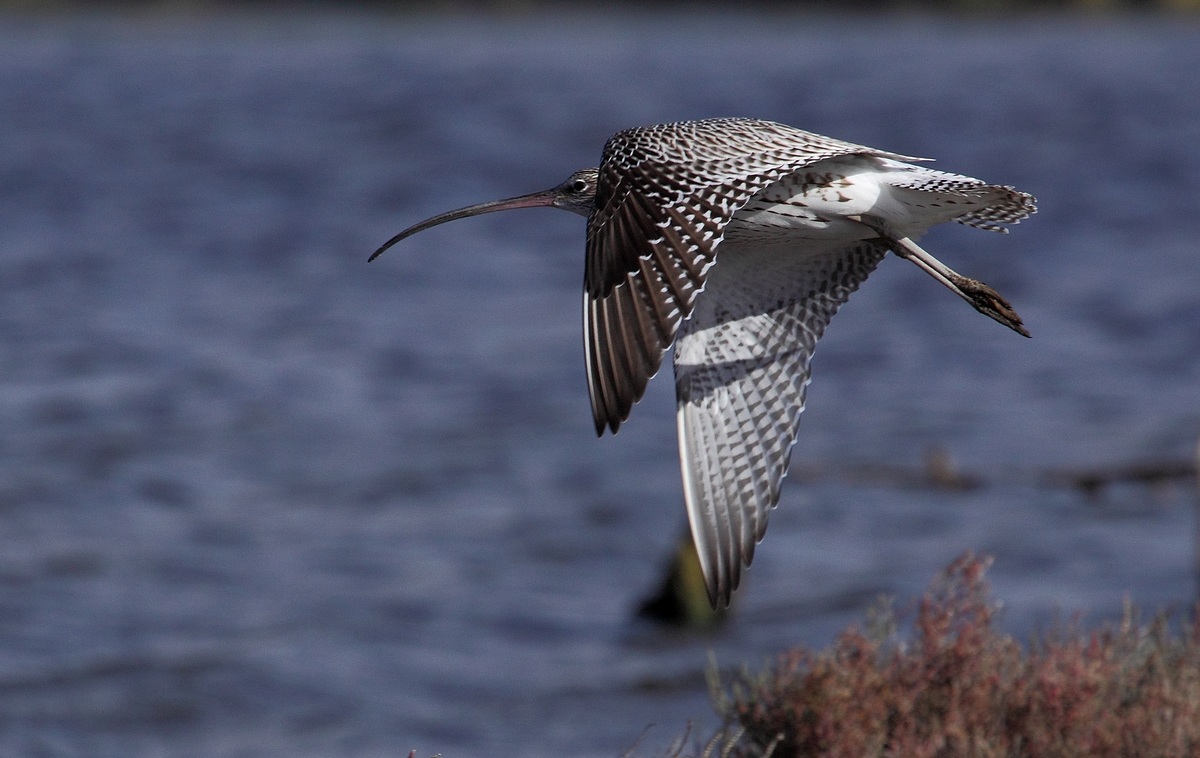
[725,155,1035,246]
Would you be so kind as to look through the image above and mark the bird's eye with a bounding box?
[571,179,589,192]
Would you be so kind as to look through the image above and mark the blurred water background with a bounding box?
[0,5,1198,756]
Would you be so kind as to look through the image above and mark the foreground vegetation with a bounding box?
[689,554,1200,758]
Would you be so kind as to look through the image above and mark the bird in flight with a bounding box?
[371,117,1035,607]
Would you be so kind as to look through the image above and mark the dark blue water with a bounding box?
[1,7,1198,756]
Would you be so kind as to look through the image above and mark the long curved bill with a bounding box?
[369,188,561,261]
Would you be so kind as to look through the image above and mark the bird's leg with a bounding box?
[887,235,1030,337]
[847,216,1030,338]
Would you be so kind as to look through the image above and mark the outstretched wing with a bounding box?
[674,238,890,607]
[582,117,919,435]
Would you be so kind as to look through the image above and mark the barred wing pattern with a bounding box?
[582,118,918,435]
[674,239,890,606]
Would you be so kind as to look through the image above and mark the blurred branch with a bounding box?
[792,444,1198,501]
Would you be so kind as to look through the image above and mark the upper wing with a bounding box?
[582,118,919,435]
[673,238,890,607]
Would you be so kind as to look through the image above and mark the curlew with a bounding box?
[371,117,1035,607]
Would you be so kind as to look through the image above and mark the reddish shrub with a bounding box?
[708,554,1200,758]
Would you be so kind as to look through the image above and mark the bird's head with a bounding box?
[369,167,599,262]
[548,168,600,216]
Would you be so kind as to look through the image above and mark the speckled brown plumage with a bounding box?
[372,117,1037,607]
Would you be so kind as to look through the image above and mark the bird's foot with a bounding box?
[948,273,1030,337]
